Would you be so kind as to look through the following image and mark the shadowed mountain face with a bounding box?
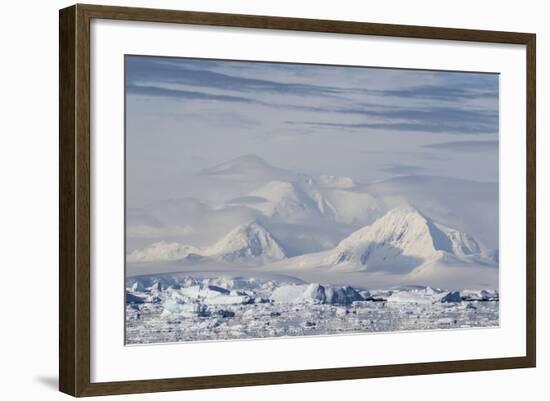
[335,242,425,274]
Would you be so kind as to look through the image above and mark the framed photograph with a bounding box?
[59,4,536,397]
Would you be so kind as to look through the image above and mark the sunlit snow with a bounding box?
[126,273,498,344]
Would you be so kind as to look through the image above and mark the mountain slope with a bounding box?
[269,206,494,274]
[127,221,287,266]
[229,179,381,225]
[199,155,292,181]
[329,206,484,272]
[245,180,325,222]
[202,221,287,264]
[127,156,382,256]
[363,175,498,249]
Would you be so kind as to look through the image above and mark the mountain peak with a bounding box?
[220,154,271,168]
[383,204,425,219]
[247,180,323,222]
[126,221,287,266]
[339,205,427,244]
[235,154,269,163]
[199,155,289,180]
[204,221,287,263]
[329,205,484,272]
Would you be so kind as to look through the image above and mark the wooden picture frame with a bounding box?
[59,3,536,397]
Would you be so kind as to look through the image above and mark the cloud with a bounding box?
[423,140,498,151]
[286,116,496,135]
[125,55,500,199]
[126,56,344,97]
[320,106,497,134]
[126,56,499,137]
[126,84,255,103]
[127,80,498,136]
[274,101,498,136]
[371,84,497,101]
[126,224,194,238]
[382,164,424,175]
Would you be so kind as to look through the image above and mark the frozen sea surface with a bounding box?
[125,273,499,345]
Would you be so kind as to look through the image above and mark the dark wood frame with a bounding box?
[59,3,536,397]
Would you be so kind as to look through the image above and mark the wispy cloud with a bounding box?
[126,57,345,97]
[126,56,499,136]
[127,84,255,103]
[370,84,497,101]
[125,55,500,204]
[423,140,498,151]
[382,164,425,175]
[287,104,498,134]
[286,113,496,135]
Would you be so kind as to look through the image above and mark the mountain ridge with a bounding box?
[127,220,288,265]
[202,220,287,264]
[267,206,495,275]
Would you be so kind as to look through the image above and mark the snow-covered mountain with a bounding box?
[202,221,287,264]
[270,206,494,274]
[363,175,498,249]
[127,221,287,265]
[329,206,484,270]
[200,155,358,191]
[127,156,383,255]
[228,178,381,224]
[126,156,498,289]
[199,154,293,181]
[244,180,327,221]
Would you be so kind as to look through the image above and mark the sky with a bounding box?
[125,55,499,208]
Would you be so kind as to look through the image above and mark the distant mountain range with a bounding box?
[200,154,293,181]
[128,205,496,284]
[126,155,498,288]
[227,179,380,224]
